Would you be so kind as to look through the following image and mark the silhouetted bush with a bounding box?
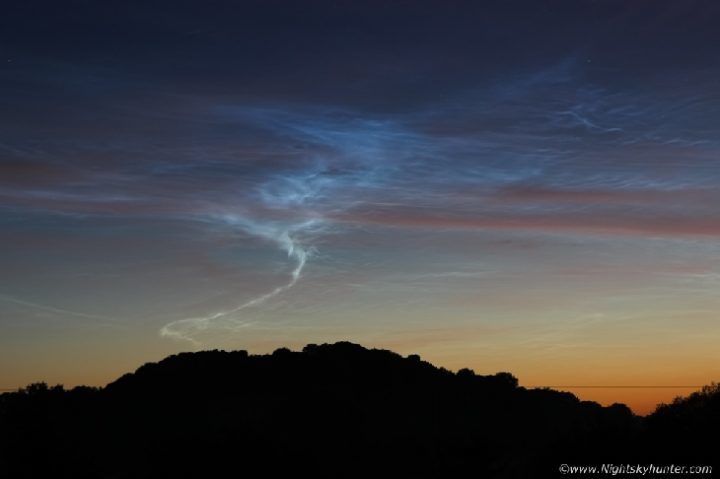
[0,342,716,478]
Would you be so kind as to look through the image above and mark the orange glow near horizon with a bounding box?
[3,334,717,417]
[551,387,700,416]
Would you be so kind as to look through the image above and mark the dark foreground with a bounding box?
[1,342,717,478]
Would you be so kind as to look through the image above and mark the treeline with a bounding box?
[0,342,716,478]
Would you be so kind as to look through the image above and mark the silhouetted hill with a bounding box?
[0,342,715,478]
[644,383,720,462]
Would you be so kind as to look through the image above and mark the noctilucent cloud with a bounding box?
[2,1,720,413]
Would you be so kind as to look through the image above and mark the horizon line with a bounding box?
[1,385,708,392]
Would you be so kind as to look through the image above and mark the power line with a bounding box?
[527,385,703,389]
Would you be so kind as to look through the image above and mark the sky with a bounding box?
[2,0,720,414]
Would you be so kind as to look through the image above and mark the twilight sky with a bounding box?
[2,0,720,413]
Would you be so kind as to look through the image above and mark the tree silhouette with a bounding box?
[0,342,716,478]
